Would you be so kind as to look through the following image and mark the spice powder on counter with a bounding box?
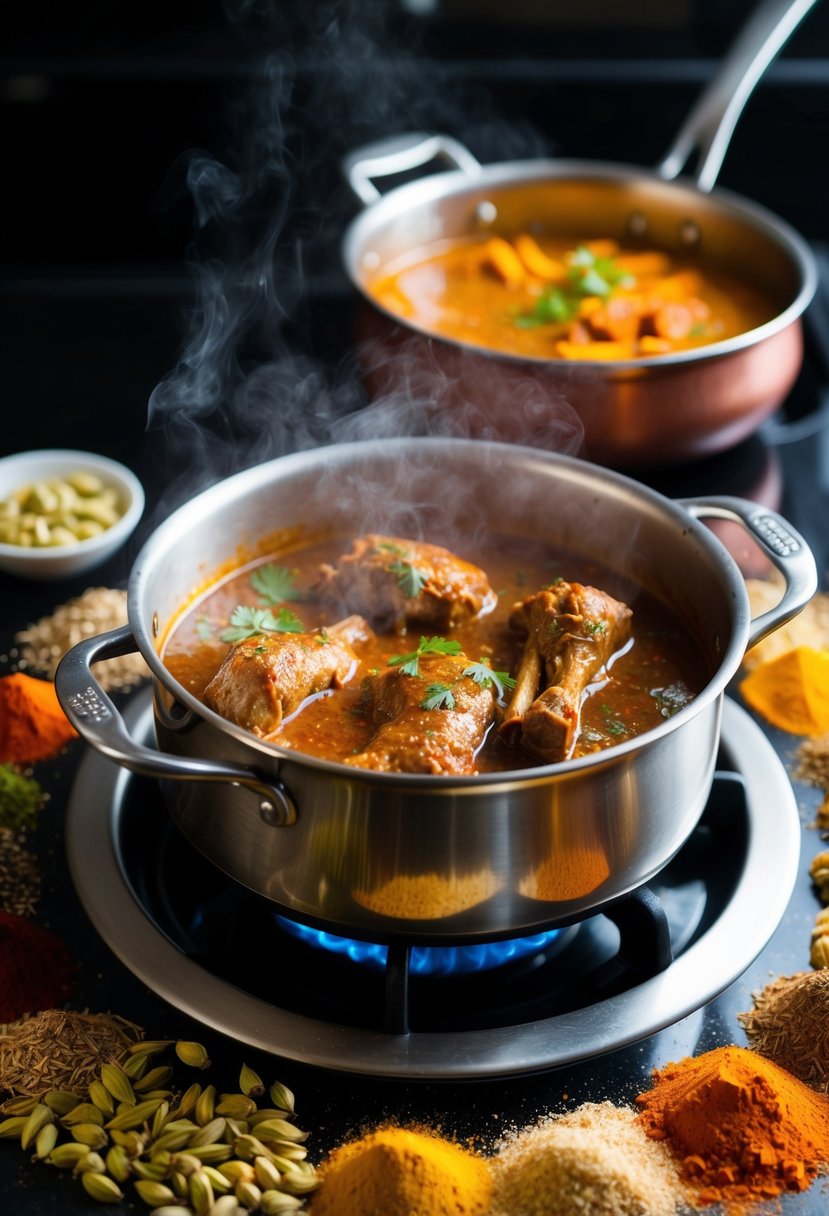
[0,913,75,1024]
[635,1044,829,1204]
[488,1100,690,1216]
[307,1126,493,1216]
[0,673,76,766]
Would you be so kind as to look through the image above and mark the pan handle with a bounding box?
[343,132,482,205]
[678,495,817,650]
[657,0,818,192]
[54,625,298,826]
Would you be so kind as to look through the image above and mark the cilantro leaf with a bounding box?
[251,563,304,605]
[462,661,517,703]
[195,615,214,642]
[220,604,305,643]
[389,561,427,598]
[420,683,457,711]
[387,635,462,678]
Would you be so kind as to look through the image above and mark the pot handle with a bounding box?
[343,132,482,205]
[678,495,817,650]
[656,0,818,192]
[54,625,298,827]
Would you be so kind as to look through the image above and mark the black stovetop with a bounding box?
[4,2,829,1209]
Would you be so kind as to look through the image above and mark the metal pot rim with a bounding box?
[341,157,818,370]
[129,438,754,785]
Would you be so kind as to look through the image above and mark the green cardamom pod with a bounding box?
[105,1144,131,1182]
[0,1116,27,1140]
[153,1127,198,1152]
[74,1150,106,1176]
[43,1091,81,1116]
[189,1167,215,1215]
[169,1169,189,1199]
[268,1082,295,1114]
[217,1159,255,1185]
[134,1065,173,1094]
[194,1084,216,1127]
[276,1161,319,1194]
[253,1118,309,1144]
[88,1081,116,1116]
[150,1100,171,1139]
[215,1094,257,1120]
[131,1159,171,1182]
[201,1163,233,1195]
[20,1104,54,1151]
[260,1191,303,1214]
[170,1151,201,1176]
[1,1095,38,1116]
[235,1179,263,1208]
[188,1116,227,1148]
[100,1063,136,1107]
[239,1064,264,1098]
[174,1083,202,1119]
[80,1171,124,1203]
[33,1123,59,1160]
[110,1129,146,1155]
[175,1040,211,1070]
[186,1143,233,1164]
[71,1122,109,1150]
[254,1155,282,1190]
[127,1039,173,1056]
[123,1052,151,1080]
[105,1097,164,1131]
[47,1142,91,1168]
[134,1179,177,1207]
[62,1102,106,1126]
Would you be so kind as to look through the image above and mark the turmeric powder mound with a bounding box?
[636,1044,829,1203]
[353,870,502,919]
[739,646,829,735]
[308,1126,493,1216]
[743,581,829,671]
[519,846,611,902]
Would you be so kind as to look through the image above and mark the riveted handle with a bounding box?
[54,625,297,826]
[679,495,817,650]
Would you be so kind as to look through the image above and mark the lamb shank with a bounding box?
[316,534,496,634]
[347,653,497,775]
[500,581,632,762]
[203,615,369,737]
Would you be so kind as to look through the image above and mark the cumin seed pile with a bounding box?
[0,1008,143,1098]
[739,971,829,1093]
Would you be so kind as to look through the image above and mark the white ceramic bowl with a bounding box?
[0,449,145,580]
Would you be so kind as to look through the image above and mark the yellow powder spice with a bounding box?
[740,646,829,735]
[489,1101,689,1216]
[353,870,502,919]
[308,1126,493,1216]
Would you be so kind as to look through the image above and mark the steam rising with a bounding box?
[147,0,583,523]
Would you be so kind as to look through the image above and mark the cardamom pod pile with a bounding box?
[0,1038,317,1213]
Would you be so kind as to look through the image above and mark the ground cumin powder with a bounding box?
[489,1101,689,1216]
[739,970,829,1093]
[307,1126,492,1216]
[636,1044,829,1204]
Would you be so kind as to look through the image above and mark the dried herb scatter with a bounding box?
[739,971,829,1092]
[0,829,41,917]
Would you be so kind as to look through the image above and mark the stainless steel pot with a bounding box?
[55,439,816,942]
[341,0,819,468]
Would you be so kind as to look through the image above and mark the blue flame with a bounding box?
[276,916,559,976]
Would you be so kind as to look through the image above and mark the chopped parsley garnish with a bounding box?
[250,563,305,605]
[583,619,607,636]
[601,704,628,736]
[515,245,635,329]
[375,541,408,557]
[420,683,457,711]
[388,636,462,678]
[220,605,305,643]
[389,560,427,598]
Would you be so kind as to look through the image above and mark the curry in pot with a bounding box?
[162,533,710,775]
[367,235,776,361]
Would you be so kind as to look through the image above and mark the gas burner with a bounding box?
[66,692,799,1080]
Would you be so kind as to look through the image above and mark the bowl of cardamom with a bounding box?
[0,449,145,579]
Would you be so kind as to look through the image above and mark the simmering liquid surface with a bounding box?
[162,533,710,771]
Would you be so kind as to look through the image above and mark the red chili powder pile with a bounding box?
[0,911,75,1023]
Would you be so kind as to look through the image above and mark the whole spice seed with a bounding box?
[0,828,41,918]
[739,970,829,1092]
[0,1008,143,1098]
[12,587,150,692]
[0,913,75,1022]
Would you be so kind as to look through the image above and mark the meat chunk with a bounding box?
[500,581,632,762]
[203,616,369,737]
[347,653,497,775]
[316,534,496,634]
